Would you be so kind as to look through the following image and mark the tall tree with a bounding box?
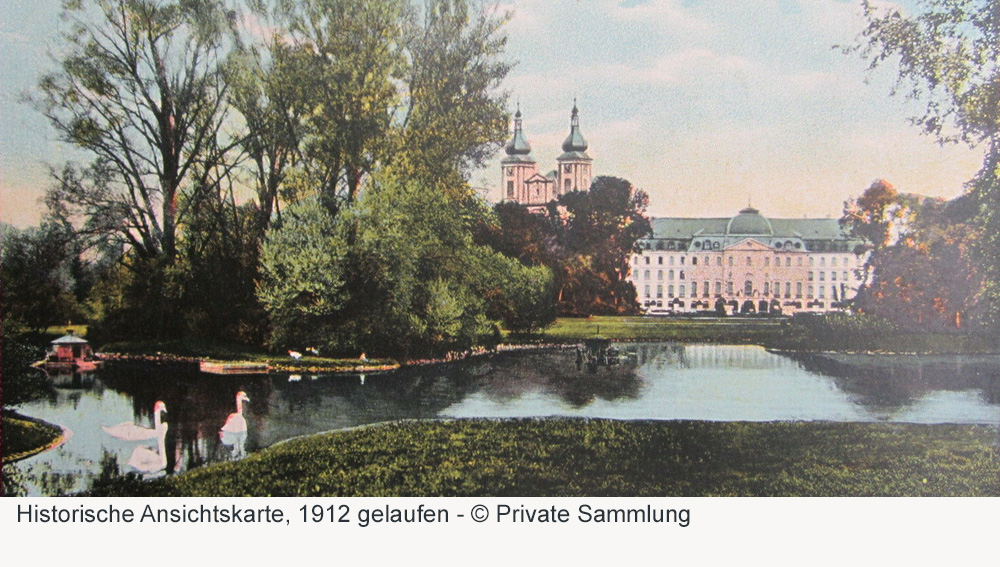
[848,0,1000,331]
[397,0,511,187]
[38,0,237,262]
[553,177,651,315]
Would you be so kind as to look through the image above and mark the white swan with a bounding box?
[220,391,250,458]
[103,401,167,441]
[288,350,302,360]
[128,422,168,473]
[221,392,250,435]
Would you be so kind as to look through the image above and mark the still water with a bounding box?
[6,344,1000,496]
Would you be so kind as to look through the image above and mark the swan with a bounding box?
[288,350,302,360]
[128,422,168,473]
[220,391,250,458]
[103,401,167,441]
[221,391,250,435]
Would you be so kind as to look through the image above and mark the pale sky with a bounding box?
[0,0,986,227]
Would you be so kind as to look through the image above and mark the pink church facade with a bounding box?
[501,102,593,211]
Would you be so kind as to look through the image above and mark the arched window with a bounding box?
[744,281,753,296]
[668,269,674,280]
[564,179,571,192]
[679,270,686,280]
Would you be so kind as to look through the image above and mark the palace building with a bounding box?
[501,101,593,210]
[628,207,867,315]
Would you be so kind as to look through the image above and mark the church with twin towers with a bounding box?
[501,101,593,211]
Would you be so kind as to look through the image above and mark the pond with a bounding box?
[5,343,1000,496]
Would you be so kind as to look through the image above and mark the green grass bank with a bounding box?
[2,413,65,463]
[88,419,1000,497]
[527,316,996,354]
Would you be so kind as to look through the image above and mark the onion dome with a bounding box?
[503,106,534,162]
[561,100,589,153]
[726,206,774,236]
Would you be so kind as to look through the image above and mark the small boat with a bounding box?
[37,332,103,372]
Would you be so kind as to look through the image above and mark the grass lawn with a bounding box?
[530,316,791,344]
[2,413,65,463]
[87,419,1000,497]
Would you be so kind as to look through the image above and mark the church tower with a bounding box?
[556,100,593,195]
[501,106,538,203]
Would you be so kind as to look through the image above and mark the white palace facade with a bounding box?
[628,207,867,315]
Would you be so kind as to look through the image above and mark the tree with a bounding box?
[396,0,512,186]
[37,0,238,337]
[0,223,85,332]
[39,0,236,262]
[553,176,651,315]
[258,168,552,356]
[848,0,1000,332]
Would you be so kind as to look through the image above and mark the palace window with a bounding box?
[796,282,802,298]
[691,282,698,296]
[726,282,733,295]
[808,285,814,299]
[785,257,791,267]
[717,257,723,266]
[679,270,686,280]
[658,256,663,265]
[819,272,825,282]
[704,281,710,297]
[692,257,698,265]
[668,270,674,280]
[644,270,650,280]
[785,282,791,298]
[831,271,837,281]
[728,256,734,266]
[668,285,675,297]
[680,285,686,297]
[656,285,663,298]
[715,281,722,296]
[764,282,770,295]
[746,257,752,266]
[744,281,753,296]
[644,285,650,298]
[764,257,770,267]
[657,270,663,280]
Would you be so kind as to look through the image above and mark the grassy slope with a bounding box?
[89,419,1000,497]
[2,413,64,463]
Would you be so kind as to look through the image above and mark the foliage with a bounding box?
[0,223,86,332]
[38,0,236,262]
[0,321,56,408]
[481,176,651,317]
[257,197,348,351]
[848,0,1000,336]
[842,184,985,331]
[90,419,1000,497]
[258,170,552,357]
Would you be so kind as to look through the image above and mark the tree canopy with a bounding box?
[849,0,1000,333]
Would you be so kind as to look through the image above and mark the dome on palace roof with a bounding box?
[726,207,774,236]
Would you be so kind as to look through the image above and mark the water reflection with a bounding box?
[6,344,999,495]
